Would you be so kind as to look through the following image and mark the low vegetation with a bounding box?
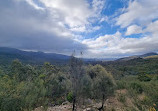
[0,56,158,111]
[0,58,115,111]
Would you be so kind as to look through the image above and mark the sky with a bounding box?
[0,0,158,58]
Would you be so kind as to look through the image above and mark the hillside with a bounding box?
[98,57,158,79]
[0,47,158,66]
[0,47,117,65]
[116,52,158,61]
[0,47,70,65]
[0,48,158,111]
[144,55,158,59]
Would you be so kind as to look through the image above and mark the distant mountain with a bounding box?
[140,52,158,58]
[0,47,119,65]
[1,47,157,65]
[117,52,158,61]
[0,47,71,65]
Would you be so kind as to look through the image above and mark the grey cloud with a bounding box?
[0,0,87,55]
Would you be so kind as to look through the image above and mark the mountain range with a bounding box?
[117,52,158,61]
[0,47,70,65]
[0,47,157,65]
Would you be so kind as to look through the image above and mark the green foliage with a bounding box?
[117,81,127,89]
[141,96,152,105]
[0,67,4,77]
[67,92,73,103]
[138,74,151,82]
[0,60,70,111]
[118,94,126,103]
[88,65,115,99]
[101,57,158,79]
[3,57,158,110]
[0,97,23,111]
[80,74,92,98]
[118,76,158,109]
[130,82,143,94]
[94,75,114,98]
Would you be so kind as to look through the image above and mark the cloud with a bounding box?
[125,25,142,36]
[0,0,158,58]
[0,0,106,55]
[82,30,158,58]
[0,0,88,55]
[35,0,105,32]
[116,0,158,28]
[145,20,158,34]
[84,0,157,58]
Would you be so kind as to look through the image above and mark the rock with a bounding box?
[62,101,69,105]
[83,108,91,111]
[83,107,97,111]
[84,99,93,105]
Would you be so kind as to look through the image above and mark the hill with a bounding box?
[98,56,158,79]
[117,52,158,61]
[0,47,158,66]
[0,47,70,65]
[0,47,117,65]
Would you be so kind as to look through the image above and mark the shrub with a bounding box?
[138,74,151,82]
[130,82,143,94]
[117,81,126,89]
[0,97,23,111]
[66,92,73,103]
[118,94,126,103]
[141,96,152,105]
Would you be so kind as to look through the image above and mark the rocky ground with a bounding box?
[34,89,142,111]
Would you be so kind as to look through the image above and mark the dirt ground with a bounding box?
[34,89,141,111]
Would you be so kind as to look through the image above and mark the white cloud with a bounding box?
[33,0,105,32]
[1,0,158,58]
[145,20,158,34]
[116,0,158,28]
[125,25,142,36]
[82,30,158,58]
[100,16,108,23]
[39,0,91,27]
[25,0,44,10]
[89,0,158,58]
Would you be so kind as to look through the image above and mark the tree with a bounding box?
[80,74,92,105]
[87,65,115,111]
[95,75,114,111]
[80,74,92,99]
[69,55,84,111]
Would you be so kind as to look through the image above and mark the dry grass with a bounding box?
[144,55,158,59]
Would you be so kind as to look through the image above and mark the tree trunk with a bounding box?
[102,94,105,111]
[72,95,76,111]
[98,94,105,111]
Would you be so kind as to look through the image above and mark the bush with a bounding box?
[117,81,126,89]
[138,74,151,82]
[141,96,152,105]
[130,82,143,94]
[118,94,126,103]
[0,97,23,111]
[66,92,73,103]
